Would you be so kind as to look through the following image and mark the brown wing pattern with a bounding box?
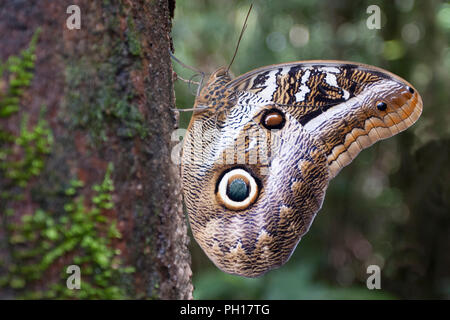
[181,61,423,277]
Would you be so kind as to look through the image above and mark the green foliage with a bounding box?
[2,164,135,299]
[0,30,134,299]
[194,261,394,300]
[0,28,39,119]
[0,28,52,193]
[0,112,53,189]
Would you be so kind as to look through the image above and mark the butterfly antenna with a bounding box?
[171,105,213,113]
[169,49,205,96]
[169,49,202,74]
[226,4,253,73]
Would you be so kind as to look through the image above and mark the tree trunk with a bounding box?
[0,0,192,299]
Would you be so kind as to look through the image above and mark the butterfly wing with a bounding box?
[227,60,423,178]
[181,61,423,277]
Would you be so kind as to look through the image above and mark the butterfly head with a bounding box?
[193,67,235,111]
[199,67,232,91]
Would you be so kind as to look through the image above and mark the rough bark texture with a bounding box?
[0,0,193,299]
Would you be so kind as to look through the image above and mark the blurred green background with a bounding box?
[172,0,450,299]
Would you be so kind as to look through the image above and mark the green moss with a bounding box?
[64,4,148,143]
[126,16,142,57]
[65,57,147,143]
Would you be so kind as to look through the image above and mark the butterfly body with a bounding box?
[181,61,422,277]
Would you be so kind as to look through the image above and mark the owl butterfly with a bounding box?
[179,58,422,278]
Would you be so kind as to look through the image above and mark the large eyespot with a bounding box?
[261,108,285,130]
[216,168,259,211]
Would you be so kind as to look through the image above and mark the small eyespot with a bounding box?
[216,168,259,211]
[376,101,387,111]
[261,108,285,130]
[407,86,414,94]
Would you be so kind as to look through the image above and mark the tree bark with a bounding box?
[0,0,192,299]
